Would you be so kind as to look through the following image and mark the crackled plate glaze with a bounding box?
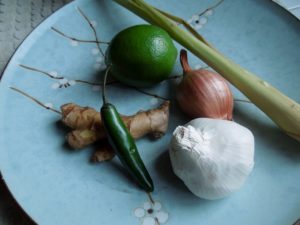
[0,0,300,225]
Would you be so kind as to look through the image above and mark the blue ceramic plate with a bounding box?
[0,0,300,225]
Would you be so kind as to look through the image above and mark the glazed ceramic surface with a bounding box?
[0,0,300,225]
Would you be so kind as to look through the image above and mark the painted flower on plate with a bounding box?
[134,201,169,225]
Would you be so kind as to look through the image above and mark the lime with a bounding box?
[106,24,177,87]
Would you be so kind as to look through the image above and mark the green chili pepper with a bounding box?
[100,66,154,192]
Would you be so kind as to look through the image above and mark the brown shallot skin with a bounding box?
[176,49,233,120]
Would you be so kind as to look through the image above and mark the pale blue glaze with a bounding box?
[0,0,300,224]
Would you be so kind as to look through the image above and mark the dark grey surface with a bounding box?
[0,0,72,75]
[0,1,72,224]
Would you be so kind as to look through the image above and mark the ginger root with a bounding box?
[61,103,101,130]
[67,129,101,149]
[61,101,170,152]
[90,141,115,163]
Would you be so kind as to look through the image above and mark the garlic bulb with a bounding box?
[176,50,233,120]
[169,118,255,200]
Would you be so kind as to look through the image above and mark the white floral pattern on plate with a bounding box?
[134,200,169,225]
[187,0,222,30]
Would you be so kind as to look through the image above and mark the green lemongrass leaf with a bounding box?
[113,0,300,142]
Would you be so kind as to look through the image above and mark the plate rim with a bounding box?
[0,0,79,224]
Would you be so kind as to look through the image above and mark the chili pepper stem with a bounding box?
[147,192,155,204]
[102,65,112,104]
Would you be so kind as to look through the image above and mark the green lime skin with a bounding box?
[106,24,178,88]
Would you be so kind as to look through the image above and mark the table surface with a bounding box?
[0,1,71,224]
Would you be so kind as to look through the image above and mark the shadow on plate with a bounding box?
[234,105,300,161]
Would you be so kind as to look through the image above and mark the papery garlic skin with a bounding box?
[169,118,255,200]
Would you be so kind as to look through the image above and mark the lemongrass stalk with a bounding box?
[113,0,300,141]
